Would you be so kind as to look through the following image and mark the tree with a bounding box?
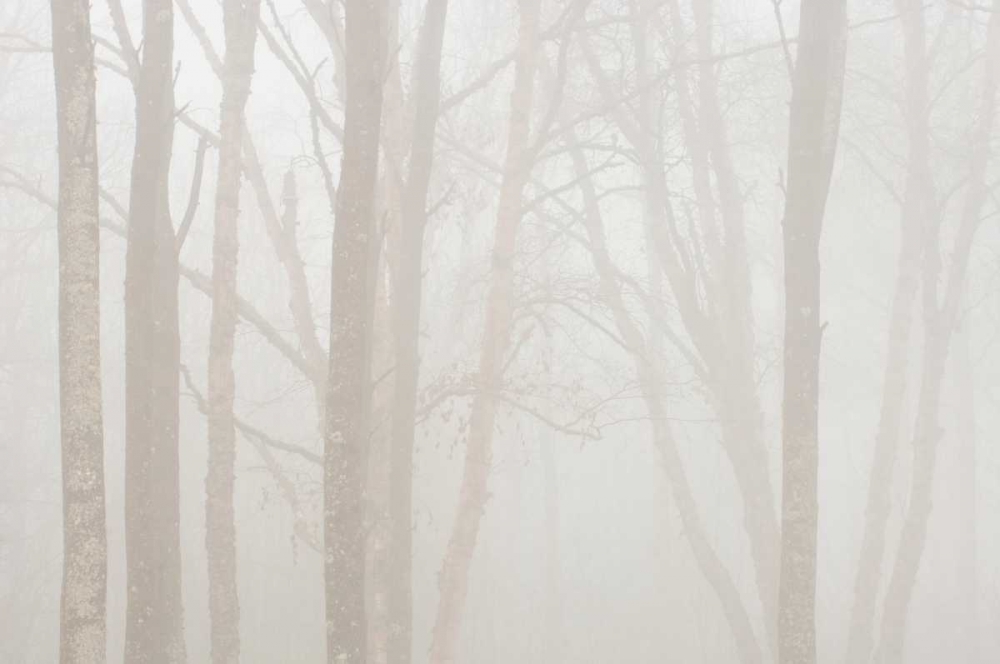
[876,4,1000,661]
[386,1,450,662]
[778,1,848,663]
[846,2,931,660]
[123,0,185,660]
[51,0,107,660]
[428,1,543,661]
[206,1,261,663]
[324,0,385,662]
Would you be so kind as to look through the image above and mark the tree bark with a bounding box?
[386,2,450,663]
[123,1,186,661]
[427,2,541,661]
[51,0,107,660]
[778,2,848,663]
[206,2,261,663]
[324,0,385,662]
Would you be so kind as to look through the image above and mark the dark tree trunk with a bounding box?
[51,0,107,660]
[123,1,185,661]
[324,0,385,662]
[778,1,848,663]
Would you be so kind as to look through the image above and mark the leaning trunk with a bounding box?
[427,2,541,661]
[52,0,108,660]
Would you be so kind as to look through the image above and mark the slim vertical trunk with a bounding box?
[206,2,260,663]
[324,0,385,662]
[387,2,450,663]
[955,322,978,663]
[52,1,107,660]
[428,2,541,661]
[876,6,1000,661]
[778,2,847,663]
[845,3,930,661]
[124,1,185,661]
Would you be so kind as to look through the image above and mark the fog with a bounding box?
[2,0,999,662]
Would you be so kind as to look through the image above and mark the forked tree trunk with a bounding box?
[206,2,261,663]
[778,1,848,663]
[123,1,186,661]
[51,1,107,660]
[387,2,450,663]
[324,0,385,662]
[428,2,542,661]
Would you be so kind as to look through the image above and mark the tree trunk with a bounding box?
[51,0,107,660]
[845,3,929,661]
[206,2,261,663]
[123,1,186,661]
[386,2,450,663]
[324,0,385,661]
[778,1,848,663]
[954,321,978,663]
[876,6,1000,661]
[427,2,541,661]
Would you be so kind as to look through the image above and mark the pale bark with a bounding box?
[428,2,542,661]
[206,1,261,663]
[386,2,450,663]
[52,0,107,660]
[324,0,385,662]
[845,3,930,661]
[778,1,848,663]
[876,5,1000,661]
[123,0,186,661]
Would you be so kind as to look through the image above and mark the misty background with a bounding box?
[1,0,999,662]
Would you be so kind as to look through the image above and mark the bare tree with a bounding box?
[206,1,262,663]
[123,0,185,660]
[324,0,386,662]
[428,1,543,661]
[876,4,1000,661]
[51,0,106,660]
[778,1,848,663]
[386,2,450,663]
